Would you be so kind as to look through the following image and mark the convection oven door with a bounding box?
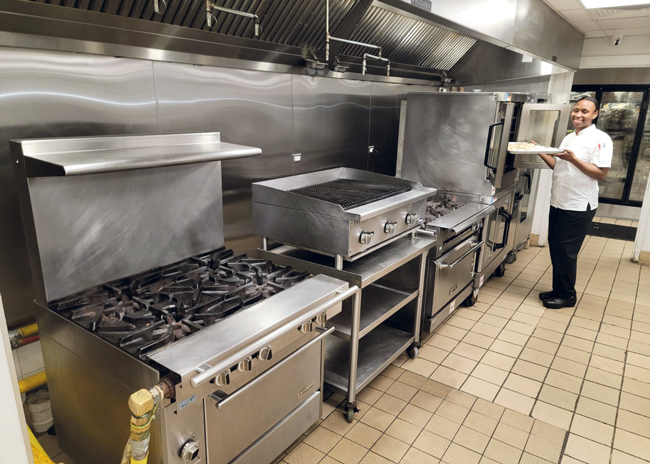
[514,103,571,169]
[485,103,515,189]
[477,194,512,277]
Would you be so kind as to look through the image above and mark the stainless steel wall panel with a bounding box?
[574,68,650,86]
[291,75,371,175]
[0,47,158,326]
[369,82,410,176]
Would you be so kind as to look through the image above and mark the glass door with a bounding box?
[570,86,650,206]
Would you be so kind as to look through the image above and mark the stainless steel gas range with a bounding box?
[11,133,353,464]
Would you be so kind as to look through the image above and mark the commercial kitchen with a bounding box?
[2,1,650,464]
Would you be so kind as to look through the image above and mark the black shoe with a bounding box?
[539,291,555,301]
[543,296,577,309]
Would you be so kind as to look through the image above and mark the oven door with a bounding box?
[478,194,513,273]
[514,103,571,169]
[484,102,515,189]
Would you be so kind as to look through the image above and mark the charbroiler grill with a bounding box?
[252,167,435,268]
[11,132,355,464]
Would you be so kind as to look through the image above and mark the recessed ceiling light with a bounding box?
[580,0,650,8]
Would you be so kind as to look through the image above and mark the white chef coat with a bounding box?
[550,124,613,211]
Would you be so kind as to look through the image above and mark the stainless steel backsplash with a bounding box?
[0,46,424,325]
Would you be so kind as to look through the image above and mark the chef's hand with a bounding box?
[553,148,577,163]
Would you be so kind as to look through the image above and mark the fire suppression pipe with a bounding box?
[325,0,389,76]
[205,0,261,36]
[19,370,47,394]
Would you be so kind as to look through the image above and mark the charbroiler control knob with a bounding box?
[238,357,253,373]
[384,222,398,234]
[259,346,273,361]
[214,370,230,386]
[316,312,327,325]
[359,231,374,244]
[180,440,200,463]
[405,213,418,225]
[299,321,314,334]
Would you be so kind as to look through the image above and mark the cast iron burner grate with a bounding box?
[587,223,637,242]
[290,179,410,210]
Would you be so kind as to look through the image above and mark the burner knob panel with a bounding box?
[180,440,200,463]
[259,346,273,361]
[299,321,313,334]
[238,357,252,373]
[214,370,231,387]
[359,231,374,245]
[384,222,397,234]
[405,213,418,226]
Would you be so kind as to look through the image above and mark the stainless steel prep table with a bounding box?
[259,234,436,422]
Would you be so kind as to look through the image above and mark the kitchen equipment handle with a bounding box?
[484,121,503,171]
[190,285,359,388]
[435,242,483,269]
[494,208,512,250]
[212,326,336,410]
[416,229,436,237]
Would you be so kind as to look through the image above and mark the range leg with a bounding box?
[345,289,361,422]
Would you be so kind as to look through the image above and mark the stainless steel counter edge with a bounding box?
[426,202,495,232]
[149,274,348,377]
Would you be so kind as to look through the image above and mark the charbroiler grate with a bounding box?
[290,179,411,210]
[48,247,309,360]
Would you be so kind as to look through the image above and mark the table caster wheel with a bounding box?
[494,263,506,278]
[464,293,477,307]
[346,407,355,423]
[408,346,419,359]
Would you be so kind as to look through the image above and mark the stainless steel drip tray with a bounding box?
[426,203,494,233]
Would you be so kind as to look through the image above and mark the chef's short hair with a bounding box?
[577,96,600,111]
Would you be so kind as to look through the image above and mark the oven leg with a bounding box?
[335,255,343,270]
[262,237,268,251]
[408,252,427,360]
[345,289,361,422]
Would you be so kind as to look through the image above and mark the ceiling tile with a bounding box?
[543,0,585,11]
[585,30,607,37]
[573,20,602,31]
[602,26,650,36]
[597,16,650,29]
[562,9,593,21]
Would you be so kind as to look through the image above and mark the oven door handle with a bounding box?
[435,242,483,270]
[212,326,336,410]
[494,209,512,250]
[484,121,503,171]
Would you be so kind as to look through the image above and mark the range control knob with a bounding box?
[384,222,398,234]
[213,370,230,387]
[316,312,327,325]
[180,440,200,463]
[299,321,314,334]
[405,213,418,226]
[359,231,375,244]
[259,346,273,361]
[237,357,252,373]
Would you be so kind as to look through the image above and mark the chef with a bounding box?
[537,96,612,309]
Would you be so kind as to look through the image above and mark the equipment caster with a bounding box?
[408,346,419,359]
[464,293,477,307]
[505,252,517,264]
[494,263,506,277]
[345,402,359,423]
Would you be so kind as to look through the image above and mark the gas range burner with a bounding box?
[426,199,466,220]
[49,247,310,360]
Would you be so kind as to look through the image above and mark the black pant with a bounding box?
[548,206,596,299]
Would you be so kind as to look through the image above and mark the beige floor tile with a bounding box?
[463,332,496,350]
[545,370,583,394]
[527,337,560,355]
[385,418,421,445]
[492,422,529,449]
[519,453,555,464]
[360,407,396,432]
[420,380,453,399]
[346,422,383,449]
[494,389,536,415]
[413,430,451,459]
[452,343,487,362]
[490,340,524,358]
[512,359,549,382]
[400,447,441,464]
[625,364,650,384]
[611,449,649,464]
[481,351,517,371]
[500,409,534,433]
[398,404,433,428]
[617,410,650,440]
[370,375,396,392]
[471,398,504,421]
[462,410,499,436]
[329,438,369,464]
[519,347,555,367]
[284,443,325,464]
[410,391,444,414]
[472,322,503,338]
[564,434,610,464]
[437,325,469,341]
[575,397,617,425]
[322,412,358,435]
[371,434,409,462]
[600,324,631,339]
[555,345,591,365]
[387,381,419,403]
[442,353,478,375]
[566,325,598,341]
[461,377,500,402]
[357,387,384,406]
[531,420,566,446]
[471,363,510,386]
[442,442,481,464]
[429,366,467,389]
[304,426,342,454]
[531,401,573,430]
[452,426,490,453]
[375,394,408,416]
[525,435,564,463]
[552,356,589,377]
[596,333,628,350]
[425,414,462,440]
[397,372,428,391]
[448,315,478,331]
[489,306,517,318]
[359,451,391,464]
[531,327,563,344]
[484,439,523,464]
[419,345,449,365]
[480,314,510,329]
[445,389,477,410]
[435,400,470,424]
[503,373,542,398]
[570,414,614,446]
[580,381,620,406]
[585,366,622,389]
[626,352,650,370]
[562,335,595,353]
[498,330,531,347]
[622,377,650,400]
[383,365,406,380]
[427,335,459,352]
[537,318,568,333]
[512,312,541,327]
[620,392,650,418]
[589,355,625,375]
[592,343,626,362]
[628,340,650,357]
[539,384,578,411]
[403,358,438,378]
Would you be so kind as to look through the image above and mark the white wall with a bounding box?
[581,35,650,68]
[0,296,33,464]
